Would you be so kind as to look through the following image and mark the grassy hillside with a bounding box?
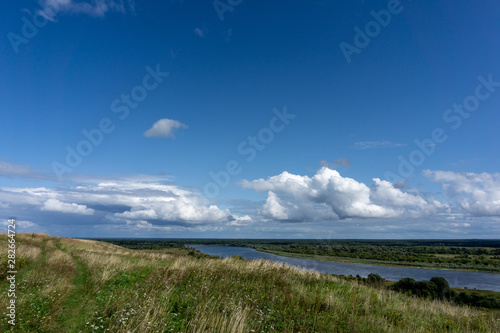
[1,234,499,332]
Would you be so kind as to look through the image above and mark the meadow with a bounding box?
[1,233,500,332]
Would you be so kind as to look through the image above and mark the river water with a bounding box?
[191,245,500,292]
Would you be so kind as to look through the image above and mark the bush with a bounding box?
[430,276,450,300]
[367,273,384,287]
[391,276,500,309]
[392,277,439,299]
[414,281,437,299]
[393,277,416,293]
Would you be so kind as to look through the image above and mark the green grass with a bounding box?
[53,242,92,331]
[1,233,499,332]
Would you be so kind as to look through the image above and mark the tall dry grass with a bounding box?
[1,233,499,332]
[0,235,75,331]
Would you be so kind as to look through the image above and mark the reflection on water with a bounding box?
[191,245,500,292]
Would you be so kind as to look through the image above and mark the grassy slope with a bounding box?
[0,234,499,332]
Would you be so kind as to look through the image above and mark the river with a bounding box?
[190,245,500,292]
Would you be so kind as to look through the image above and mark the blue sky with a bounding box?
[1,0,499,238]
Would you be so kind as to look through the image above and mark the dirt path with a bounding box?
[54,243,92,332]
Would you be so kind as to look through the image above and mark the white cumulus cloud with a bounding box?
[262,191,289,220]
[144,118,188,138]
[41,198,95,215]
[0,175,248,226]
[424,170,500,216]
[242,167,446,221]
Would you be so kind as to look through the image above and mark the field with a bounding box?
[1,233,500,332]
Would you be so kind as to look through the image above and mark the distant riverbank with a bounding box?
[98,238,500,273]
[255,248,500,273]
[191,245,500,292]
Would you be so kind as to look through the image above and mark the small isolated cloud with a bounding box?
[0,161,52,180]
[424,170,500,217]
[353,140,406,150]
[242,167,447,222]
[0,220,38,232]
[41,199,95,215]
[227,215,253,226]
[320,158,351,169]
[37,0,135,21]
[144,118,188,138]
[194,27,205,38]
[0,219,37,229]
[18,220,37,228]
